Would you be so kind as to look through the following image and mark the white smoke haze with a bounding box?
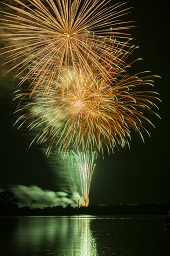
[11,185,84,208]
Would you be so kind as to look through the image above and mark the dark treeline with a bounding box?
[16,203,170,216]
[0,191,170,216]
[0,204,170,216]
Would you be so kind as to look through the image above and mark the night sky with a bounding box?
[0,0,169,205]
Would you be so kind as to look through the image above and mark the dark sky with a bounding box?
[0,0,170,205]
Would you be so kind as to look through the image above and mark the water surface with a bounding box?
[0,215,170,255]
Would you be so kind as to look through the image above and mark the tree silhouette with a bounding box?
[0,191,19,210]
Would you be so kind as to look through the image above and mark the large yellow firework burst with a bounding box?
[0,0,133,93]
[1,1,161,208]
[14,67,160,155]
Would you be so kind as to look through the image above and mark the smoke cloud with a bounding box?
[11,185,83,208]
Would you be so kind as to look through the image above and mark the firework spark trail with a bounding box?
[0,0,133,93]
[75,151,96,206]
[56,150,96,206]
[25,38,135,96]
[0,1,161,207]
[0,1,160,155]
[14,67,160,156]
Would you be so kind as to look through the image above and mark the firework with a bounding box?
[1,1,161,209]
[14,67,160,155]
[0,0,133,93]
[56,150,96,207]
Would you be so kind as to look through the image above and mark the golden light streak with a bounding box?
[0,0,133,92]
[0,1,161,208]
[14,68,160,155]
